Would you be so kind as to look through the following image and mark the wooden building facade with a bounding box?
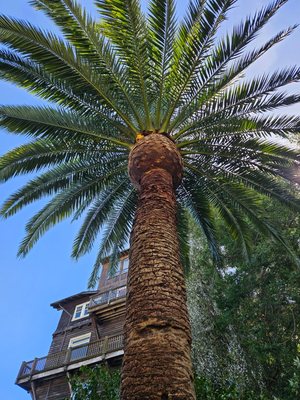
[16,252,129,399]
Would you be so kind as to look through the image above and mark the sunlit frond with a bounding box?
[0,0,299,275]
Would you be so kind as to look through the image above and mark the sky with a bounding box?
[0,0,300,399]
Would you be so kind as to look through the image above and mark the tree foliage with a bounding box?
[0,0,299,285]
[69,365,120,400]
[188,192,300,399]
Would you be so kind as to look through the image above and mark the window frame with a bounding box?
[106,256,129,280]
[122,257,129,273]
[71,301,90,321]
[68,332,91,349]
[116,286,127,297]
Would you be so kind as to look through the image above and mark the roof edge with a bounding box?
[50,291,97,310]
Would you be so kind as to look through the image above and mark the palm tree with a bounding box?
[0,0,299,398]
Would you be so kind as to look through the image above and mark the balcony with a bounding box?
[16,334,123,387]
[88,286,127,320]
[89,286,127,307]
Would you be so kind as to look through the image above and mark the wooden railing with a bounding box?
[17,334,123,380]
[89,286,127,308]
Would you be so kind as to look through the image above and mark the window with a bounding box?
[107,256,129,279]
[68,333,91,361]
[122,257,129,273]
[72,301,89,321]
[113,261,122,277]
[116,286,127,298]
[69,333,91,348]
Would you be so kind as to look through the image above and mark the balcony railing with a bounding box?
[17,334,123,380]
[89,286,127,308]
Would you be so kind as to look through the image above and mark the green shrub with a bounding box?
[69,365,120,400]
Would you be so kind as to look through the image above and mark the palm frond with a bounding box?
[0,15,137,133]
[0,156,127,218]
[183,163,299,263]
[0,106,133,148]
[96,0,152,128]
[171,24,297,132]
[161,0,237,130]
[0,49,125,118]
[180,135,299,164]
[176,204,191,274]
[72,178,131,258]
[88,188,137,287]
[31,0,104,60]
[175,66,300,138]
[0,0,299,272]
[177,182,222,264]
[148,0,177,127]
[201,25,297,102]
[30,0,144,127]
[181,168,251,261]
[182,141,300,213]
[218,179,300,266]
[0,139,123,181]
[17,164,128,257]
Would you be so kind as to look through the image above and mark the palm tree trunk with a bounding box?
[121,134,195,399]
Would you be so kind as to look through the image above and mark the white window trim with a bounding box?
[68,333,91,348]
[72,301,90,321]
[122,257,129,272]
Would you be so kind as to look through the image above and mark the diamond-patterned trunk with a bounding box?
[121,134,195,399]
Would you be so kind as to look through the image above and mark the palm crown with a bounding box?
[1,0,299,286]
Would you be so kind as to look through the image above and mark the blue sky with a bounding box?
[0,1,300,399]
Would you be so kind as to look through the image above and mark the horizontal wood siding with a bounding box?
[49,322,98,354]
[98,256,128,292]
[17,255,129,399]
[55,309,71,332]
[55,295,92,332]
[98,315,125,337]
[49,295,97,355]
[35,376,70,400]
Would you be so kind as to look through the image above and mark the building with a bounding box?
[16,252,129,399]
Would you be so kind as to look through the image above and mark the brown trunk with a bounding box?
[121,134,195,400]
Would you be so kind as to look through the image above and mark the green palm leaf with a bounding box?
[148,0,177,126]
[88,188,137,287]
[176,204,192,274]
[0,106,132,147]
[0,15,137,133]
[96,0,152,128]
[30,0,144,127]
[162,0,237,130]
[168,0,292,131]
[72,178,131,258]
[0,156,127,218]
[0,0,299,282]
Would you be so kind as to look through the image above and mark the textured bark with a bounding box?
[128,133,183,189]
[121,134,195,400]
